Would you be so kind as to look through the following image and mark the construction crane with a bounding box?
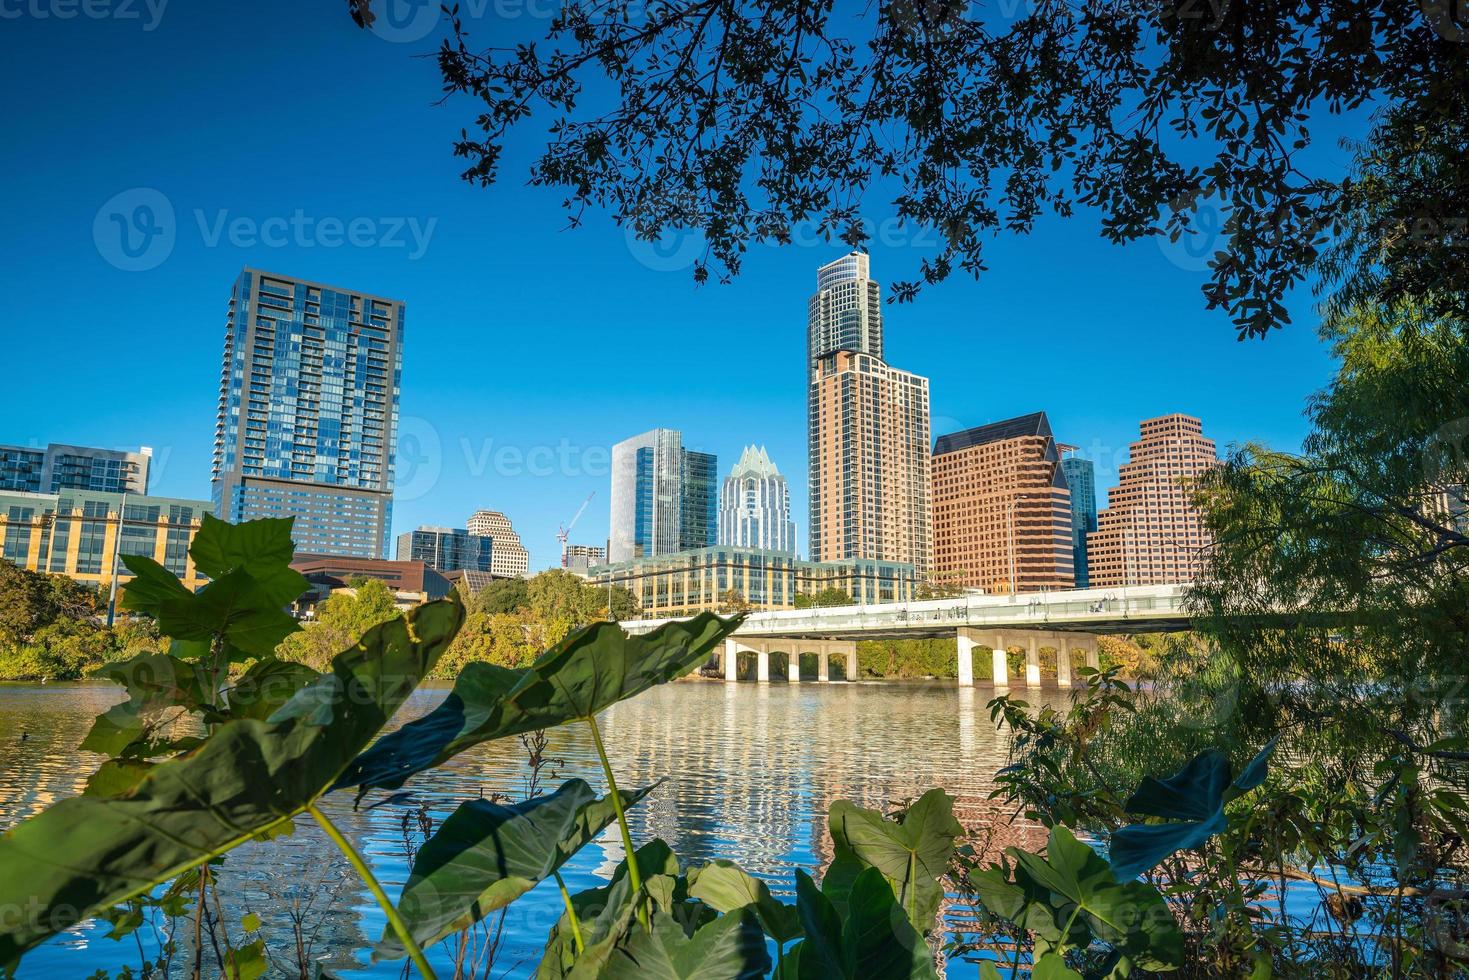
[559,491,595,568]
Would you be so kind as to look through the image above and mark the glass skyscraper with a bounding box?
[608,428,717,562]
[1060,451,1098,587]
[395,526,493,573]
[212,269,403,558]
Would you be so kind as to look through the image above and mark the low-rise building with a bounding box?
[466,509,531,578]
[290,553,452,612]
[587,546,916,618]
[0,489,208,591]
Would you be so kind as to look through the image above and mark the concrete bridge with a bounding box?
[620,583,1192,687]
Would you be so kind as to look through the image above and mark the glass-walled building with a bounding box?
[0,443,151,495]
[1060,450,1097,588]
[0,489,209,591]
[588,546,916,618]
[608,428,717,562]
[395,526,493,573]
[212,268,403,558]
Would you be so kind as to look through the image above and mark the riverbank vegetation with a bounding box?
[0,562,164,682]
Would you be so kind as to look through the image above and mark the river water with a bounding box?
[0,679,1064,978]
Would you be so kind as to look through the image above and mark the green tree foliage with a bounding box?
[472,576,528,615]
[793,588,853,609]
[277,577,401,673]
[0,558,98,649]
[349,0,1468,340]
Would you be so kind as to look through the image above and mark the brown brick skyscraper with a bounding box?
[1087,414,1217,587]
[807,254,931,573]
[931,412,1075,594]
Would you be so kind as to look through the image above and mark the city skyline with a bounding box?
[1,6,1341,572]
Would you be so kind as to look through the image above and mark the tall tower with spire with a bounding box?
[717,446,796,555]
[807,253,931,572]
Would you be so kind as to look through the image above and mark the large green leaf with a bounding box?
[0,597,463,970]
[341,612,740,793]
[539,839,686,980]
[789,867,937,980]
[688,859,801,944]
[188,514,297,580]
[226,656,319,721]
[1108,812,1228,883]
[826,789,962,930]
[1009,827,1182,972]
[380,778,657,959]
[80,651,217,757]
[1111,739,1277,882]
[575,906,771,979]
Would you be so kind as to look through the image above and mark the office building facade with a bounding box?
[0,489,209,591]
[608,428,717,562]
[212,268,403,558]
[0,443,151,495]
[931,412,1075,594]
[564,543,606,576]
[1087,414,1218,587]
[465,509,530,578]
[717,446,796,555]
[395,526,493,573]
[1060,450,1098,588]
[588,546,916,618]
[807,254,931,574]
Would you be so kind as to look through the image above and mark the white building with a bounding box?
[465,509,530,578]
[718,446,797,555]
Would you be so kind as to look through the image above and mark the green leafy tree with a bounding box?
[528,569,602,627]
[716,589,751,615]
[348,0,1469,340]
[278,577,402,672]
[474,576,529,615]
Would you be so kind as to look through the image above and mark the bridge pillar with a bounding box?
[756,647,770,683]
[956,628,978,687]
[846,646,859,682]
[1086,643,1100,671]
[1057,637,1073,688]
[724,639,739,682]
[992,632,1009,687]
[1026,636,1041,688]
[788,650,801,683]
[818,643,831,682]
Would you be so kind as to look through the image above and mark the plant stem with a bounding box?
[308,803,438,980]
[554,871,585,954]
[586,713,647,928]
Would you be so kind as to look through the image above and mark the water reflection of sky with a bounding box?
[0,679,1067,978]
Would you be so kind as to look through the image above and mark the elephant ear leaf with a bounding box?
[587,906,772,979]
[688,859,801,944]
[1224,735,1279,802]
[826,789,961,931]
[340,612,740,793]
[0,596,463,972]
[1123,749,1230,821]
[377,778,658,960]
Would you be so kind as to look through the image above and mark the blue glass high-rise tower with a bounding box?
[608,428,716,562]
[212,269,403,558]
[1060,451,1097,587]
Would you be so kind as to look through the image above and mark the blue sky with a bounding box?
[0,1,1351,569]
